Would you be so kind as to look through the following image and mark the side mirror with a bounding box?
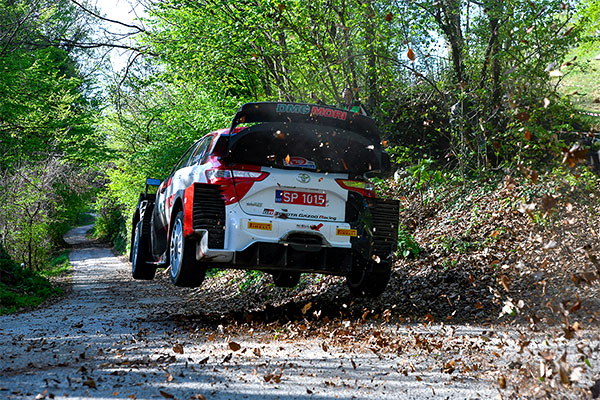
[145,178,161,195]
[146,178,161,186]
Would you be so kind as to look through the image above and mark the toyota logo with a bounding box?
[296,173,311,183]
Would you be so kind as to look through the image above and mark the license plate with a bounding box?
[275,190,326,207]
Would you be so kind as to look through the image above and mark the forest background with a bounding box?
[0,0,599,308]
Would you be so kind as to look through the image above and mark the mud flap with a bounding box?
[195,229,208,261]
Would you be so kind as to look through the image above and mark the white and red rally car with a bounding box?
[131,102,399,296]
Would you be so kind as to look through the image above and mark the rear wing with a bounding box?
[225,102,390,175]
[228,102,382,151]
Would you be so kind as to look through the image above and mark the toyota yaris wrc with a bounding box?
[131,102,399,297]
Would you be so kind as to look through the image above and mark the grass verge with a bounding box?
[0,249,64,315]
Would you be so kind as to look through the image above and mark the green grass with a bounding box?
[42,250,72,277]
[558,48,600,112]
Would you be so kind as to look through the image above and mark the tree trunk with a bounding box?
[435,0,465,83]
[364,1,378,114]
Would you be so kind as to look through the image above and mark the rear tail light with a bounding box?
[233,170,267,180]
[335,179,376,197]
[205,169,232,185]
[206,168,269,185]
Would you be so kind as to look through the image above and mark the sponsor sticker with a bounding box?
[336,228,357,237]
[284,157,316,169]
[275,103,347,121]
[248,221,272,231]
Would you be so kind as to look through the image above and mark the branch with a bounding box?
[0,0,41,57]
[69,0,146,33]
[50,38,158,56]
[376,55,446,98]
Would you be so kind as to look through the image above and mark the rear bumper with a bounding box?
[187,182,399,275]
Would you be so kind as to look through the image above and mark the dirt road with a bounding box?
[0,225,597,399]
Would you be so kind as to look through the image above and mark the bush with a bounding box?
[93,196,128,254]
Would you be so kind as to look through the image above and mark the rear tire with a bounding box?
[271,271,301,288]
[346,255,391,297]
[169,211,206,288]
[131,221,157,280]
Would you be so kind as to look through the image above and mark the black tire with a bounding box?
[346,255,391,297]
[271,271,301,288]
[131,221,157,280]
[169,211,206,288]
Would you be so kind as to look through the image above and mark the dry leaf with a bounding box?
[563,26,575,36]
[301,302,312,315]
[569,301,581,313]
[82,378,96,389]
[499,375,507,389]
[407,48,416,61]
[562,144,588,167]
[442,360,455,374]
[516,111,530,122]
[500,275,511,292]
[229,342,241,352]
[541,195,557,212]
[539,350,554,361]
[385,12,393,21]
[173,343,184,354]
[159,390,175,399]
[559,360,571,386]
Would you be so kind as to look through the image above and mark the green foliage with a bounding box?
[43,250,71,277]
[76,212,96,226]
[0,246,62,315]
[238,270,265,291]
[397,227,421,259]
[0,161,95,269]
[0,0,103,270]
[93,196,127,254]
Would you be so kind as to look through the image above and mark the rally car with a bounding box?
[130,102,399,297]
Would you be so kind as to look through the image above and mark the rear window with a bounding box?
[223,123,382,174]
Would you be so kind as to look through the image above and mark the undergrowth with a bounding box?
[0,247,62,315]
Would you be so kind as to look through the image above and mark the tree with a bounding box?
[0,0,104,267]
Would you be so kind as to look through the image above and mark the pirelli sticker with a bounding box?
[336,228,357,237]
[248,221,272,231]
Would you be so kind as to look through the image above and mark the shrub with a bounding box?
[0,246,61,315]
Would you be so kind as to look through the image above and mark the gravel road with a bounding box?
[0,225,596,399]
